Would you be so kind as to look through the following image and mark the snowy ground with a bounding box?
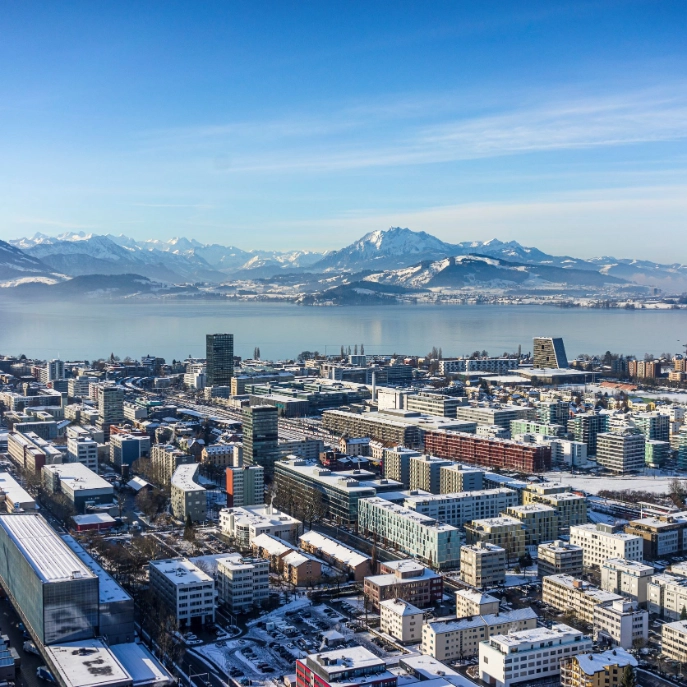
[504,567,539,587]
[542,471,676,494]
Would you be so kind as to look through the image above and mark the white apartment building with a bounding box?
[596,431,646,474]
[123,401,148,421]
[226,465,264,508]
[456,589,500,618]
[170,463,207,523]
[550,438,588,468]
[403,488,518,528]
[219,503,301,547]
[647,573,687,619]
[460,542,507,589]
[479,624,593,687]
[148,558,215,627]
[542,574,622,624]
[358,497,462,569]
[67,435,99,471]
[600,558,654,606]
[593,599,648,649]
[537,541,584,577]
[379,598,423,644]
[422,608,538,661]
[216,554,269,612]
[662,619,687,663]
[570,523,643,568]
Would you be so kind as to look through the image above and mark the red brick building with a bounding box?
[424,431,551,472]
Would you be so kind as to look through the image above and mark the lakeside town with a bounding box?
[1,335,687,687]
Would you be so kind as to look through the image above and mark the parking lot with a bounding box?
[194,595,404,686]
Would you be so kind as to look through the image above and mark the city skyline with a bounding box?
[1,2,687,262]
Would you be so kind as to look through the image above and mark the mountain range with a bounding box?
[2,227,687,295]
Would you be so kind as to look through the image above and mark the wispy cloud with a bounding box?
[141,85,687,174]
[132,203,213,209]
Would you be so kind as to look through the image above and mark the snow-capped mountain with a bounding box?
[310,227,457,271]
[361,254,627,290]
[7,227,687,290]
[12,232,225,283]
[10,232,327,280]
[0,239,62,285]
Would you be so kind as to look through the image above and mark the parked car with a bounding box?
[24,641,40,655]
[37,667,56,683]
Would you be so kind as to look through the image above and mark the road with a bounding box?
[0,596,42,687]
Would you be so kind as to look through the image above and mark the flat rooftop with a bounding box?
[405,488,516,506]
[44,639,131,687]
[490,622,583,648]
[170,463,204,492]
[108,642,173,687]
[360,497,459,532]
[0,513,96,584]
[277,458,379,494]
[149,558,214,585]
[0,472,35,506]
[224,504,300,528]
[43,463,112,491]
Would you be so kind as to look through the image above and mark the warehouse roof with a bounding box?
[0,513,96,584]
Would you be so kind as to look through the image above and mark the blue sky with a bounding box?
[1,1,686,261]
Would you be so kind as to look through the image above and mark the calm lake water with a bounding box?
[0,299,685,362]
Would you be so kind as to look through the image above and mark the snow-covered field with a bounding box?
[543,471,675,494]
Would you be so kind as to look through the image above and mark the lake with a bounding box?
[0,299,685,362]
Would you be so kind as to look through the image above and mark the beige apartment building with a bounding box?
[537,541,584,577]
[455,589,500,618]
[523,485,588,531]
[560,648,638,687]
[505,504,558,546]
[542,574,622,624]
[662,619,687,663]
[459,543,507,589]
[422,608,538,660]
[464,516,526,562]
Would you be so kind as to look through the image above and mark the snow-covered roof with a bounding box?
[299,530,369,568]
[108,642,173,687]
[0,472,35,507]
[0,513,96,584]
[251,532,294,557]
[43,462,112,491]
[283,551,312,567]
[72,513,116,526]
[380,598,422,616]
[455,588,499,604]
[574,648,637,675]
[149,558,213,585]
[170,463,203,492]
[44,639,131,687]
[426,607,538,634]
[127,476,152,492]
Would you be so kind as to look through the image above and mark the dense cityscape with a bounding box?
[1,334,687,687]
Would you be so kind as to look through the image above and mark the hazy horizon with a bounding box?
[2,2,687,262]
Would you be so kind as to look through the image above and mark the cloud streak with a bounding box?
[143,85,687,174]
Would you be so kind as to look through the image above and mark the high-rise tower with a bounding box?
[206,333,234,386]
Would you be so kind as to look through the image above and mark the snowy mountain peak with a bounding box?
[354,227,455,255]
